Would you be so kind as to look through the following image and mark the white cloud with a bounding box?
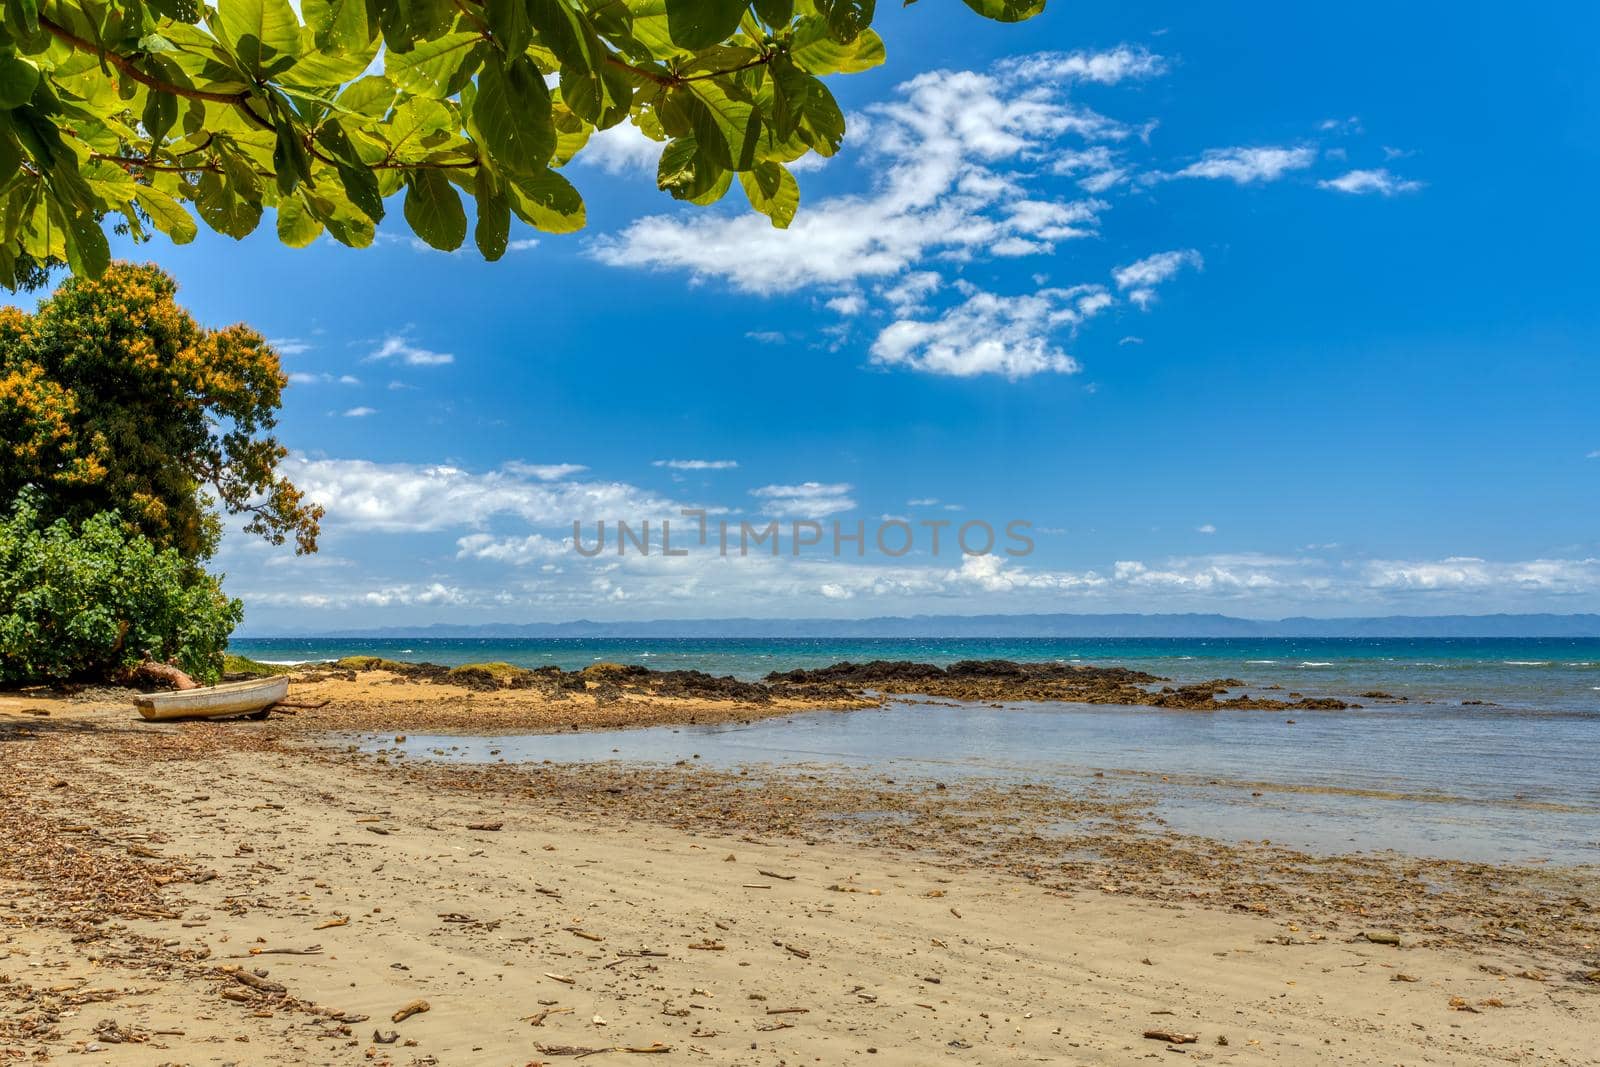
[995,45,1166,85]
[1318,168,1424,196]
[1168,146,1315,184]
[289,372,360,386]
[1113,249,1202,308]
[654,459,739,471]
[745,331,787,344]
[589,58,1134,295]
[907,498,940,507]
[826,293,867,316]
[1588,450,1600,459]
[871,285,1108,379]
[574,121,662,175]
[246,582,470,610]
[456,532,569,565]
[366,333,455,366]
[343,406,376,417]
[1361,557,1600,593]
[507,238,540,252]
[504,462,589,480]
[750,482,856,519]
[1197,523,1217,534]
[270,337,313,356]
[284,457,677,533]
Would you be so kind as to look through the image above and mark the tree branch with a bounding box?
[38,15,253,107]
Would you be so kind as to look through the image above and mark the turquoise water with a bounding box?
[233,636,1600,710]
[369,698,1600,864]
[243,634,1600,863]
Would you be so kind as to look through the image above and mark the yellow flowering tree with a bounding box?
[0,260,321,559]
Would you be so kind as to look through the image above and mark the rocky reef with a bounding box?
[314,656,1351,711]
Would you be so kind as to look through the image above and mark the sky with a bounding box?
[63,2,1600,630]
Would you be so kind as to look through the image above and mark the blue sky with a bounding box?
[78,2,1600,630]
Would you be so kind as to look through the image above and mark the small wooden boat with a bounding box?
[133,676,289,722]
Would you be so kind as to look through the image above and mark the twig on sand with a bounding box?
[1144,1029,1198,1044]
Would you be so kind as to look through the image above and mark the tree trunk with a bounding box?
[127,661,199,690]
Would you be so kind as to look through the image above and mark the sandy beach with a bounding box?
[2,676,1597,1065]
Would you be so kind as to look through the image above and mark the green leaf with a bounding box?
[316,122,386,222]
[0,56,39,110]
[195,169,264,238]
[474,168,511,260]
[304,0,375,53]
[214,0,304,78]
[142,82,179,146]
[148,0,203,23]
[507,167,585,232]
[276,192,325,247]
[684,81,759,171]
[62,208,109,276]
[402,168,466,249]
[655,132,724,201]
[738,160,797,227]
[385,31,480,97]
[959,0,1045,22]
[814,0,874,43]
[792,24,884,74]
[795,75,844,155]
[665,0,747,51]
[0,123,20,188]
[272,116,313,195]
[485,0,531,59]
[474,55,554,174]
[753,0,793,28]
[134,186,199,243]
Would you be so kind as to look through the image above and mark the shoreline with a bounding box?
[2,695,1598,1063]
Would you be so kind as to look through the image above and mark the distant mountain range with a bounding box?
[262,612,1600,639]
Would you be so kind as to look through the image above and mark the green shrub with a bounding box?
[0,494,242,686]
[222,654,290,679]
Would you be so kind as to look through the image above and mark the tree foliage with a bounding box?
[0,261,321,558]
[0,492,241,685]
[0,0,1043,289]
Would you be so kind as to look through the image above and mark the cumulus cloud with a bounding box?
[283,457,678,532]
[1168,146,1316,184]
[366,334,455,366]
[654,459,739,470]
[342,406,376,417]
[289,372,359,386]
[588,52,1145,295]
[1318,168,1424,196]
[870,285,1109,379]
[750,482,857,519]
[573,121,662,175]
[1112,249,1202,308]
[1361,557,1600,593]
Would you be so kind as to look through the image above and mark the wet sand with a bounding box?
[2,685,1598,1064]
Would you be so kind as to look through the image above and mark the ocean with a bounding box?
[232,636,1600,864]
[232,635,1600,711]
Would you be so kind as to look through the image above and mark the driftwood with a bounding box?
[392,998,430,1023]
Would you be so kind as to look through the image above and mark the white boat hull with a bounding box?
[134,676,289,721]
